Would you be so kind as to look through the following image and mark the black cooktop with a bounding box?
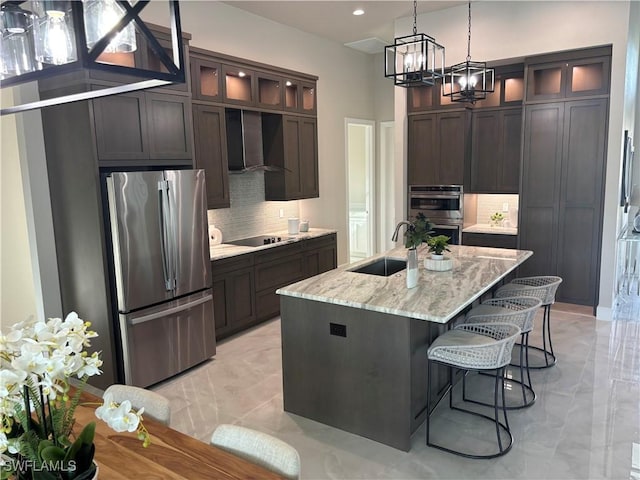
[226,235,287,247]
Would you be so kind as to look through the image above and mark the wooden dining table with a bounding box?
[73,391,284,479]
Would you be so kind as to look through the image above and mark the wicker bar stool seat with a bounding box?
[463,296,542,409]
[495,276,562,368]
[426,322,521,459]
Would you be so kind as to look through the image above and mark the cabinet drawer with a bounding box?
[255,254,304,291]
[211,253,254,276]
[303,233,336,251]
[462,232,517,249]
[255,242,303,264]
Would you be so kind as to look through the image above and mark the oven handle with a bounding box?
[410,194,461,200]
[431,224,462,230]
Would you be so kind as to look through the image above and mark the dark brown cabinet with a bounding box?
[190,57,222,102]
[526,53,610,102]
[407,110,469,185]
[211,255,255,338]
[211,234,337,339]
[462,232,517,249]
[469,107,522,193]
[520,98,608,306]
[192,105,230,209]
[263,114,319,200]
[222,64,255,106]
[93,90,192,166]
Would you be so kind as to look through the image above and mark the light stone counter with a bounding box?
[462,223,518,235]
[277,244,531,323]
[209,228,337,261]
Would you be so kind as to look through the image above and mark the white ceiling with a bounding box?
[222,1,465,53]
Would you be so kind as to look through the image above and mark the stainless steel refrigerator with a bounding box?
[106,170,215,387]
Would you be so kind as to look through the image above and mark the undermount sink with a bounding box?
[349,257,406,277]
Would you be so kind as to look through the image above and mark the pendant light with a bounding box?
[384,0,445,87]
[0,1,185,116]
[442,1,494,103]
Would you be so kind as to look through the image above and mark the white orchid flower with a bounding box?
[95,395,142,433]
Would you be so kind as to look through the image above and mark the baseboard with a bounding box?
[596,305,613,321]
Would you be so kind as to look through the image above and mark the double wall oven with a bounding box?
[409,185,463,245]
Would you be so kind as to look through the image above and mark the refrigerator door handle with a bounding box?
[126,293,213,326]
[158,180,175,291]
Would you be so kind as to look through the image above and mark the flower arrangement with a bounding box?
[404,213,434,249]
[0,313,149,480]
[490,212,504,226]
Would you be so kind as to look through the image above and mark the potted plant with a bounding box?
[0,313,150,480]
[427,235,451,260]
[404,212,433,249]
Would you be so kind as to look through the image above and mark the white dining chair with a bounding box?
[210,424,301,480]
[103,384,171,426]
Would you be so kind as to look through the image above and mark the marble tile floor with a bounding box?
[151,302,640,480]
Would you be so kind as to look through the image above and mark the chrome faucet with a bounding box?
[391,221,414,242]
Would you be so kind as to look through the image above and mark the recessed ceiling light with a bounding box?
[353,8,364,16]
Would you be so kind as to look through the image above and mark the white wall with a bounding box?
[143,1,379,265]
[0,90,37,328]
[394,1,637,318]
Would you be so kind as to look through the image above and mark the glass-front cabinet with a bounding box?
[190,58,221,102]
[222,64,255,106]
[284,78,316,114]
[257,73,284,109]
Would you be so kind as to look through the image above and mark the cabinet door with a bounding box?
[222,64,255,106]
[193,105,230,209]
[299,117,319,198]
[470,110,502,192]
[301,81,317,114]
[408,114,437,184]
[499,109,522,193]
[257,72,284,109]
[190,57,222,102]
[556,99,607,305]
[283,116,304,198]
[526,62,565,102]
[437,111,467,185]
[146,92,192,160]
[519,102,564,278]
[565,56,610,98]
[93,91,148,162]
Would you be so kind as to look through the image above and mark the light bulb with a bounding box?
[83,0,137,54]
[458,74,477,90]
[40,11,73,64]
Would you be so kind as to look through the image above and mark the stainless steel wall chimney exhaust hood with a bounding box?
[226,109,278,173]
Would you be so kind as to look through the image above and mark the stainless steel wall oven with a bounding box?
[409,185,463,245]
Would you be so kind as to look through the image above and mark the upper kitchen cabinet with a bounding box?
[473,64,524,109]
[88,24,191,94]
[222,64,256,106]
[257,72,284,110]
[92,88,192,167]
[262,114,319,200]
[192,104,230,209]
[190,55,222,102]
[407,79,459,113]
[408,110,470,185]
[525,47,611,102]
[469,107,522,193]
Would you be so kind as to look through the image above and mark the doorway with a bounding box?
[346,119,375,263]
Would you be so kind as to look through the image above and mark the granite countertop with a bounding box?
[462,223,518,235]
[277,244,532,324]
[210,228,337,261]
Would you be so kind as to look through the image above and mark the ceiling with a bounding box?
[222,1,465,53]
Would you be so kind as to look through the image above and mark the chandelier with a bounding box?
[442,1,494,103]
[0,1,185,115]
[384,0,445,87]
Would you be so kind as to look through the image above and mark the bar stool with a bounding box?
[463,296,542,409]
[426,322,521,459]
[494,276,563,368]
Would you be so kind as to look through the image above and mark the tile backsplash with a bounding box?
[207,173,299,242]
[475,194,519,227]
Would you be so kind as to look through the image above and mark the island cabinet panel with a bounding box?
[281,297,454,452]
[407,110,469,186]
[192,104,230,209]
[469,107,522,193]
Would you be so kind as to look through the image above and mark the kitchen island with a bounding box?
[277,244,532,451]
